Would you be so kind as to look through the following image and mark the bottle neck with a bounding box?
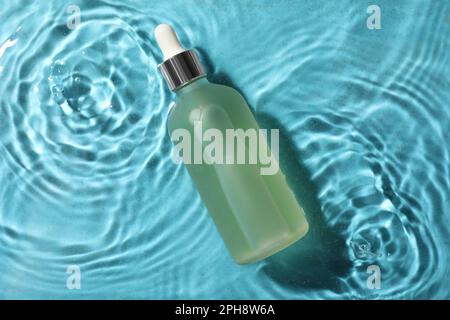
[174,75,209,97]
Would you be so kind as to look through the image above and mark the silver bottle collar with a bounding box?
[158,49,205,91]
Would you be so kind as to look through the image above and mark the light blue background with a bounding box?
[0,0,449,299]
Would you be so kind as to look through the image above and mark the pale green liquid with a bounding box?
[168,77,308,264]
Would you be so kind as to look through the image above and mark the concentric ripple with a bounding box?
[0,0,450,299]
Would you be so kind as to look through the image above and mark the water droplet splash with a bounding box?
[350,234,381,259]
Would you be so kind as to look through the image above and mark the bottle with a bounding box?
[154,24,308,264]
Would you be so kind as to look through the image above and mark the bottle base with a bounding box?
[233,222,309,264]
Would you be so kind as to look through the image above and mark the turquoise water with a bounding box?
[0,0,449,299]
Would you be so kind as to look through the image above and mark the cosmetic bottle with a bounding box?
[155,24,308,264]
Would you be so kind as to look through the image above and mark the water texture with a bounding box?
[0,0,449,299]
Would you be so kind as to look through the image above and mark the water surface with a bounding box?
[0,0,449,299]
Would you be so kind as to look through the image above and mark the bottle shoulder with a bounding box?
[178,82,247,111]
[177,81,243,103]
[168,81,249,130]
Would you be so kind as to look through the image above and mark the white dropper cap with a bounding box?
[154,23,205,90]
[154,24,186,60]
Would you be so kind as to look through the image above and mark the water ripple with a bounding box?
[0,0,449,299]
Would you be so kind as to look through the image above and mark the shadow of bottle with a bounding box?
[200,50,352,290]
[256,113,352,291]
